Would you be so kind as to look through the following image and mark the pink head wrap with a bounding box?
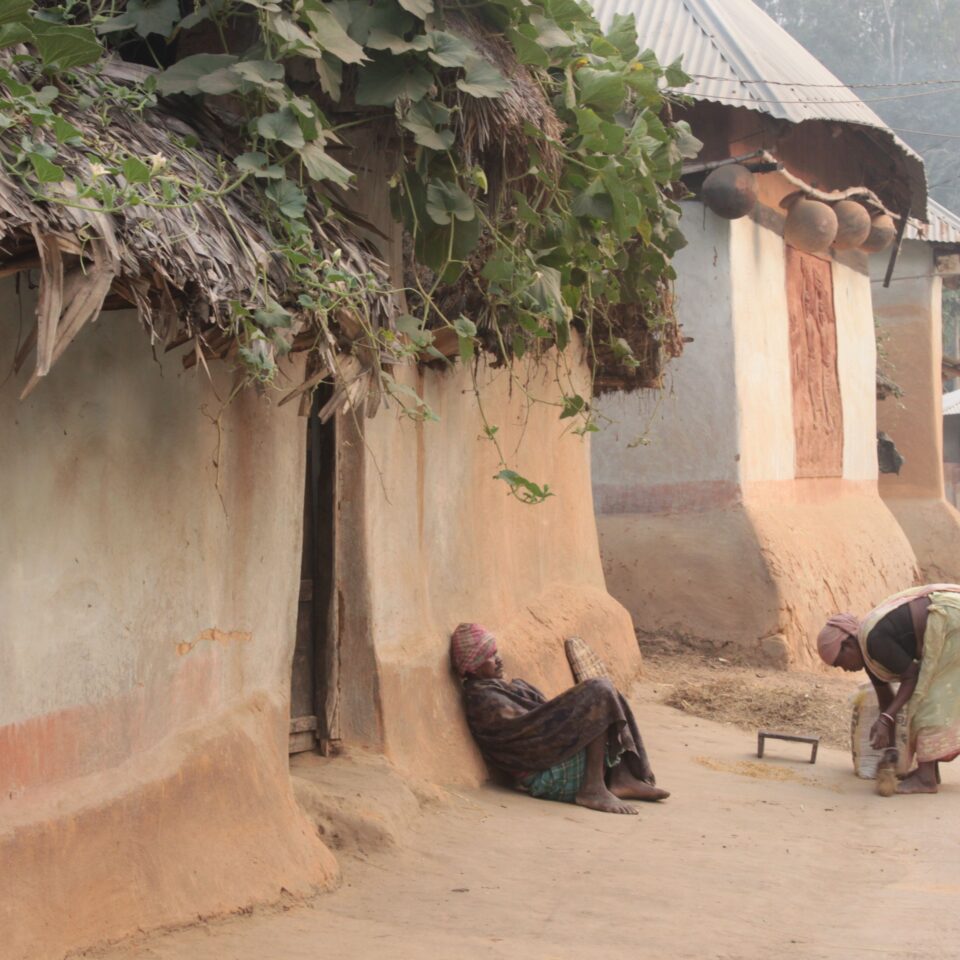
[450,623,497,677]
[817,613,860,665]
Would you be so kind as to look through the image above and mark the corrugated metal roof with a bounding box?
[589,0,927,212]
[943,388,960,417]
[906,199,960,246]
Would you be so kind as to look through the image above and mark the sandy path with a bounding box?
[88,701,960,960]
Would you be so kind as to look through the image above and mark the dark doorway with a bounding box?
[289,387,339,754]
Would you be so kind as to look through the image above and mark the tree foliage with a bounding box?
[0,0,697,496]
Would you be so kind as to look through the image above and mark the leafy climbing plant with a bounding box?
[0,0,699,499]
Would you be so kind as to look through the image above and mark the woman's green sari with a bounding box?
[859,585,960,764]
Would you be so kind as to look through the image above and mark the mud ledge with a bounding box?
[5,696,337,960]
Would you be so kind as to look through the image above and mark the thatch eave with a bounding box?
[0,52,393,405]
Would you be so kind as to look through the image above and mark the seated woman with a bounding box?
[818,583,960,795]
[451,622,669,815]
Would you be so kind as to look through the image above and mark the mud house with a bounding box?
[0,4,687,955]
[943,388,960,507]
[589,0,928,667]
[872,201,960,582]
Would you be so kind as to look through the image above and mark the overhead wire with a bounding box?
[675,86,958,106]
[891,128,960,141]
[670,72,960,140]
[687,73,960,89]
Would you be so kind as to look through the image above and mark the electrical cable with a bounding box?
[675,86,957,106]
[687,73,960,89]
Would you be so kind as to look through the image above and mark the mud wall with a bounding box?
[337,342,638,785]
[592,207,918,666]
[592,206,740,513]
[873,240,960,582]
[0,282,336,960]
[592,206,768,649]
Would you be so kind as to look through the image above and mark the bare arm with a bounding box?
[869,661,920,749]
[869,671,896,712]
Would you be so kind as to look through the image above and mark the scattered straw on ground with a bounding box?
[693,756,814,783]
[636,645,860,749]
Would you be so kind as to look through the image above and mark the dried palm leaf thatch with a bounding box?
[445,12,563,214]
[0,53,394,412]
[591,285,684,395]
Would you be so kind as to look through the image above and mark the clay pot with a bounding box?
[701,163,757,219]
[783,197,838,253]
[831,200,872,250]
[860,213,896,254]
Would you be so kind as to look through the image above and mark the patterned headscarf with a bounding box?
[450,623,497,677]
[817,613,860,665]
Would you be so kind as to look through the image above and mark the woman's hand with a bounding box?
[870,715,894,750]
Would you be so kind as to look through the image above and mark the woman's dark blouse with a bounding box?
[866,603,918,676]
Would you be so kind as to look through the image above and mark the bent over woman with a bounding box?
[818,584,960,795]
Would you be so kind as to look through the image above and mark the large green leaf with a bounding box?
[529,13,573,48]
[302,6,368,64]
[456,57,510,98]
[299,141,353,187]
[664,56,692,88]
[156,54,237,95]
[266,179,308,219]
[481,255,514,284]
[0,22,33,50]
[523,266,566,321]
[254,300,292,328]
[196,67,241,95]
[122,156,152,183]
[543,0,584,28]
[231,59,285,86]
[505,26,549,67]
[257,108,305,148]
[672,120,703,160]
[454,314,477,362]
[605,13,639,59]
[235,152,285,179]
[0,1,30,26]
[426,30,475,67]
[415,215,482,276]
[51,116,83,144]
[365,28,431,54]
[314,55,342,99]
[399,99,454,151]
[396,0,434,20]
[426,180,475,224]
[341,0,414,46]
[267,13,320,56]
[29,21,101,70]
[576,68,625,114]
[355,56,433,106]
[97,0,180,38]
[28,153,65,183]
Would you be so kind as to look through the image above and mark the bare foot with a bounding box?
[608,764,671,802]
[575,786,638,815]
[896,770,938,795]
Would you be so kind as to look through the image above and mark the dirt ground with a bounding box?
[636,642,861,749]
[84,658,960,960]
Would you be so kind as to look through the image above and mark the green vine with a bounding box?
[1,0,699,500]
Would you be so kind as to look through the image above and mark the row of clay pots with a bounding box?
[783,196,894,254]
[700,163,896,255]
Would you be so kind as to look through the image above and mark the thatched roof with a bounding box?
[0,53,393,404]
[1,8,674,407]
